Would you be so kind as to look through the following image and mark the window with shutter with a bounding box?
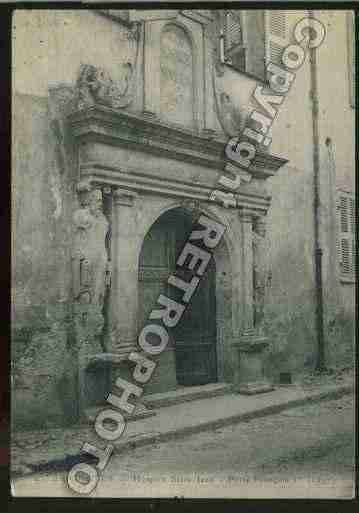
[223,10,246,73]
[265,11,288,66]
[336,191,356,280]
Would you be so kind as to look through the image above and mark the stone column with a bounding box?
[111,188,140,359]
[232,211,274,395]
[240,210,255,330]
[106,189,156,420]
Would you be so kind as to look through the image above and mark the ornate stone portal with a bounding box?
[52,49,287,413]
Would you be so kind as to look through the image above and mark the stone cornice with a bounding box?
[80,162,272,216]
[67,106,288,180]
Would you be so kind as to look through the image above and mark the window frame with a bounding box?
[219,10,281,86]
[222,10,247,73]
[264,10,288,67]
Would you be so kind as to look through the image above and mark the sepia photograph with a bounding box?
[10,6,355,499]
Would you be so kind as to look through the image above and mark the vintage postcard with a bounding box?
[11,7,355,499]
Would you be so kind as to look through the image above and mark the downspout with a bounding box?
[325,137,340,305]
[308,10,326,371]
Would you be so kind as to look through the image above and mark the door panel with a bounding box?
[173,258,217,386]
[138,211,217,386]
[138,219,175,329]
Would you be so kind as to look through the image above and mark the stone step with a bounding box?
[143,382,232,409]
[84,402,156,425]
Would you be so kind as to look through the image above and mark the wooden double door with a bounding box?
[138,210,217,386]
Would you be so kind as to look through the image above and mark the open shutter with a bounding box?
[223,10,246,72]
[265,11,288,66]
[336,192,355,278]
[224,11,243,51]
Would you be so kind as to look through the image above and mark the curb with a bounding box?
[115,383,354,452]
[12,383,354,478]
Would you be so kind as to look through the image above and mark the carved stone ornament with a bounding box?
[71,181,110,355]
[181,198,203,216]
[209,189,236,209]
[76,62,135,111]
[213,72,248,139]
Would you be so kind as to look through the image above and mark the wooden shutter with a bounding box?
[225,11,243,52]
[265,11,288,66]
[336,192,355,278]
[223,10,246,72]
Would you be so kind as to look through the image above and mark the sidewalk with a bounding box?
[11,373,354,478]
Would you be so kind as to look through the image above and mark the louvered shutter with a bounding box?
[265,11,288,66]
[225,11,243,52]
[336,192,355,278]
[223,11,246,72]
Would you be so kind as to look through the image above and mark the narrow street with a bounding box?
[12,394,355,498]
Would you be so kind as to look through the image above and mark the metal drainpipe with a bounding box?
[308,10,326,371]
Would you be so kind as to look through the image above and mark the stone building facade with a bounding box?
[12,9,355,428]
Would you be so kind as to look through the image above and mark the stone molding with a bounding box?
[68,105,288,180]
[239,209,257,223]
[113,188,137,207]
[80,162,272,216]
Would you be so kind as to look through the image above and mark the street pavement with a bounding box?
[12,394,354,498]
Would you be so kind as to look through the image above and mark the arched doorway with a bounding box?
[138,208,217,387]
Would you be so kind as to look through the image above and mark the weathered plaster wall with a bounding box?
[13,10,138,100]
[12,9,140,427]
[219,11,315,374]
[12,92,77,427]
[12,93,72,333]
[219,10,355,373]
[315,11,355,321]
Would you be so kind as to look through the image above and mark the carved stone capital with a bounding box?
[209,189,236,209]
[239,209,255,224]
[113,189,138,207]
[181,198,203,216]
[253,215,267,232]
